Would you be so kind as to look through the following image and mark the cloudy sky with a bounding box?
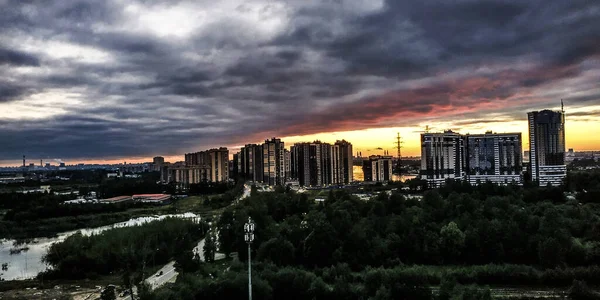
[1,0,599,165]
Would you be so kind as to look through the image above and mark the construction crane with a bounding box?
[414,125,431,133]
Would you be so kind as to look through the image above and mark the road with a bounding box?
[145,261,177,291]
[237,184,251,203]
[118,184,249,298]
[142,236,226,293]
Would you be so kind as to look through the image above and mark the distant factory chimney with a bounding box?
[23,155,25,168]
[40,159,43,167]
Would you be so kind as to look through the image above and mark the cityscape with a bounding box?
[2,1,600,300]
[3,103,598,190]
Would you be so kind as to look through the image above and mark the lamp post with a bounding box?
[244,217,255,300]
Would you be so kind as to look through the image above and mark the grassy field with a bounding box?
[173,195,215,212]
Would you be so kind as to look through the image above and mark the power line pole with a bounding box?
[395,132,403,175]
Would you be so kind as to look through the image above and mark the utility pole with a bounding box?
[244,217,255,300]
[395,133,403,175]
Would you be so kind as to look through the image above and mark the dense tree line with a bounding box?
[188,182,232,195]
[218,186,600,269]
[202,181,244,209]
[4,201,158,222]
[97,177,175,198]
[0,191,72,210]
[41,218,207,279]
[0,191,173,239]
[566,170,600,204]
[145,171,600,299]
[569,159,600,169]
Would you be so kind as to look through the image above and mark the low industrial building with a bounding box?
[133,194,171,204]
[99,196,133,204]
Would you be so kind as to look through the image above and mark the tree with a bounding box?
[175,250,200,273]
[218,210,237,258]
[257,238,295,266]
[569,280,600,300]
[439,222,466,263]
[538,237,565,268]
[203,231,217,263]
[302,212,341,267]
[122,269,135,300]
[439,275,458,300]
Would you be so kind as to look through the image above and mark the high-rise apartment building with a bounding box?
[169,164,211,187]
[291,141,332,186]
[231,153,240,179]
[363,155,393,182]
[152,156,165,172]
[332,140,353,184]
[208,147,229,182]
[465,132,522,185]
[239,144,264,182]
[528,108,566,186]
[420,131,465,187]
[178,147,229,183]
[284,149,291,181]
[263,138,286,186]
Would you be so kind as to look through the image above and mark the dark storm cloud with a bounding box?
[566,110,600,118]
[0,81,32,103]
[1,0,600,162]
[0,47,40,66]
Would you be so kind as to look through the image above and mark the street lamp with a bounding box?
[244,217,255,300]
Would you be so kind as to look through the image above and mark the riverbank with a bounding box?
[0,194,223,240]
[0,213,202,281]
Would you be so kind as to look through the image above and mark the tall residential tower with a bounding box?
[332,140,353,184]
[263,138,286,186]
[420,131,465,187]
[528,107,566,186]
[465,132,522,185]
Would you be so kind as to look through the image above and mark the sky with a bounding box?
[1,0,599,166]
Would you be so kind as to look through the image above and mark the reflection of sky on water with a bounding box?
[352,165,416,182]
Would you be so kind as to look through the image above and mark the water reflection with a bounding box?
[352,165,416,182]
[0,213,199,281]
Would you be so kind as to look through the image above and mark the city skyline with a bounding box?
[0,111,597,168]
[1,1,600,166]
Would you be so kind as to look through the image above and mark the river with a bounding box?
[0,213,200,281]
[352,165,417,182]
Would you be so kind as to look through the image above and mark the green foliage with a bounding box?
[449,284,492,300]
[174,250,201,274]
[145,171,600,298]
[202,182,244,209]
[208,179,600,269]
[439,222,466,263]
[257,237,295,266]
[188,182,233,195]
[217,209,236,258]
[569,280,600,300]
[203,231,217,263]
[41,218,206,279]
